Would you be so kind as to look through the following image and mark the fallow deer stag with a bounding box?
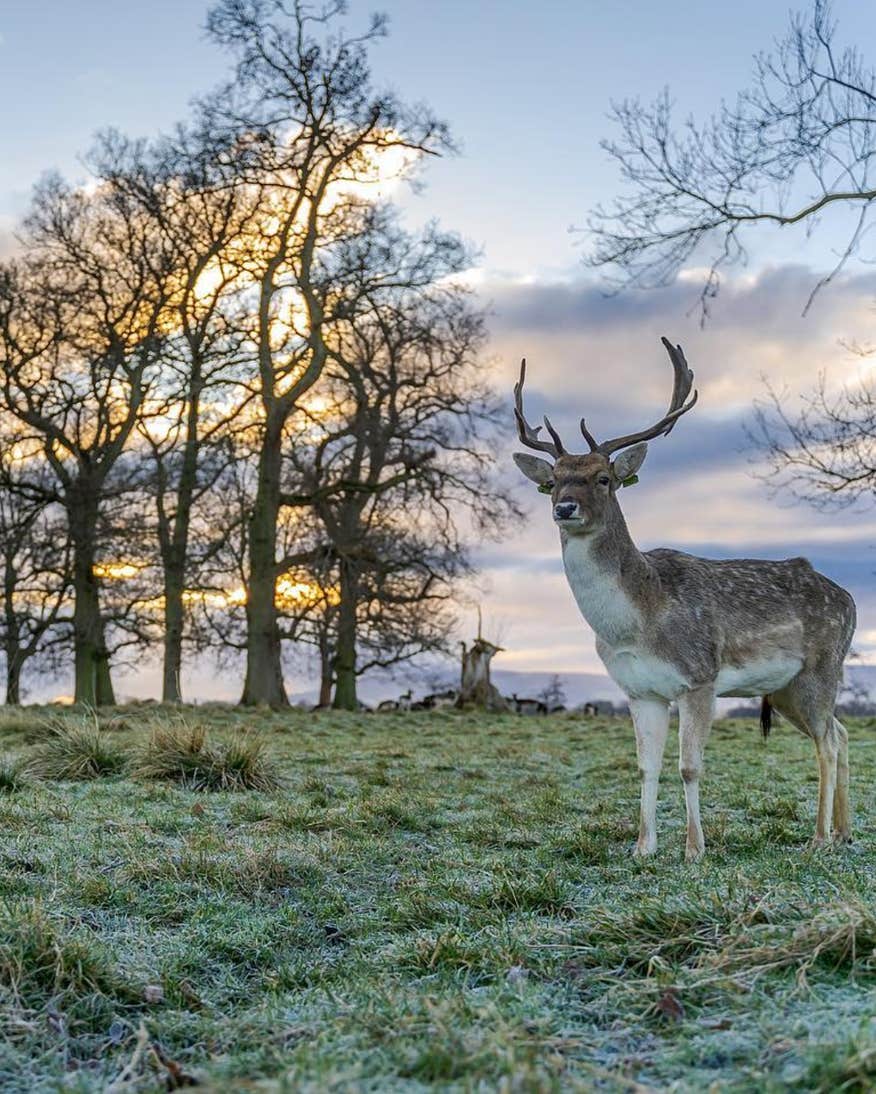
[513,338,856,860]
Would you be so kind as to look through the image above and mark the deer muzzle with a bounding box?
[553,501,580,522]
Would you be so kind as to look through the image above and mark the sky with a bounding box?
[1,0,875,700]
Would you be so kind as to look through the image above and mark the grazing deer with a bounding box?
[510,693,548,715]
[423,688,458,710]
[376,690,412,712]
[513,337,856,860]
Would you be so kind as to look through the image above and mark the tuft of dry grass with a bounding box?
[24,713,127,780]
[701,899,876,981]
[133,720,284,791]
[562,893,876,1037]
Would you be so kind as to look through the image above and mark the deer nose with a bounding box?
[554,500,578,521]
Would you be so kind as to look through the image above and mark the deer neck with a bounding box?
[559,500,654,646]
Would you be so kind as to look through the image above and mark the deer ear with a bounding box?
[612,443,648,484]
[513,453,554,486]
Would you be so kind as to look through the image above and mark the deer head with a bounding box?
[513,337,697,535]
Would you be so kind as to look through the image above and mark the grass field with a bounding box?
[0,705,874,1092]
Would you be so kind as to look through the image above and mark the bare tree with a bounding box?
[587,0,876,509]
[279,214,519,709]
[751,369,876,506]
[0,175,174,703]
[93,129,254,701]
[182,447,254,672]
[198,0,452,707]
[0,445,71,703]
[537,674,567,710]
[588,1,876,310]
[280,564,339,707]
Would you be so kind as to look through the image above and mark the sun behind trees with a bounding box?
[0,0,517,708]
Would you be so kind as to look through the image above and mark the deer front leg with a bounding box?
[630,698,670,857]
[677,686,715,862]
[813,725,839,846]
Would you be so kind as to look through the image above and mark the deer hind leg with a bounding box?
[629,697,670,857]
[771,671,847,846]
[677,686,715,862]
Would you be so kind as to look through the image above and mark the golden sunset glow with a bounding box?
[83,570,336,613]
[300,393,332,417]
[325,131,420,206]
[275,575,340,610]
[93,562,141,580]
[182,587,248,609]
[4,437,43,465]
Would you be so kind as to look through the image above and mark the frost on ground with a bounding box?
[0,705,874,1091]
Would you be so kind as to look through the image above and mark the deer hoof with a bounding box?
[633,840,656,858]
[684,844,705,863]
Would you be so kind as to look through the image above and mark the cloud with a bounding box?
[486,264,876,425]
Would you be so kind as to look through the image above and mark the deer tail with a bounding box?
[760,696,772,740]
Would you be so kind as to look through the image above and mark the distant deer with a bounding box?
[422,688,458,710]
[376,689,413,713]
[513,338,856,860]
[510,693,548,715]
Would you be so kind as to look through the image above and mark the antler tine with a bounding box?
[513,358,565,459]
[542,415,566,455]
[596,336,698,457]
[579,417,600,452]
[661,336,695,416]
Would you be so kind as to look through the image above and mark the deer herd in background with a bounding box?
[371,690,591,714]
[322,689,599,715]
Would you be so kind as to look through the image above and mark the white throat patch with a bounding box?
[561,533,640,645]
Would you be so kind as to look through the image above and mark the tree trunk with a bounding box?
[162,563,184,703]
[157,373,204,704]
[332,556,358,711]
[69,493,115,706]
[72,571,115,705]
[241,416,288,707]
[457,638,508,711]
[5,648,22,705]
[318,630,333,706]
[3,556,22,704]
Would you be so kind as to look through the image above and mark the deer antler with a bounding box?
[514,358,566,459]
[589,337,698,456]
[514,339,697,460]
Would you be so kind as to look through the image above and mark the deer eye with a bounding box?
[597,474,611,487]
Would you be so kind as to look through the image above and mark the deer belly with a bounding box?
[715,655,803,697]
[601,648,688,701]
